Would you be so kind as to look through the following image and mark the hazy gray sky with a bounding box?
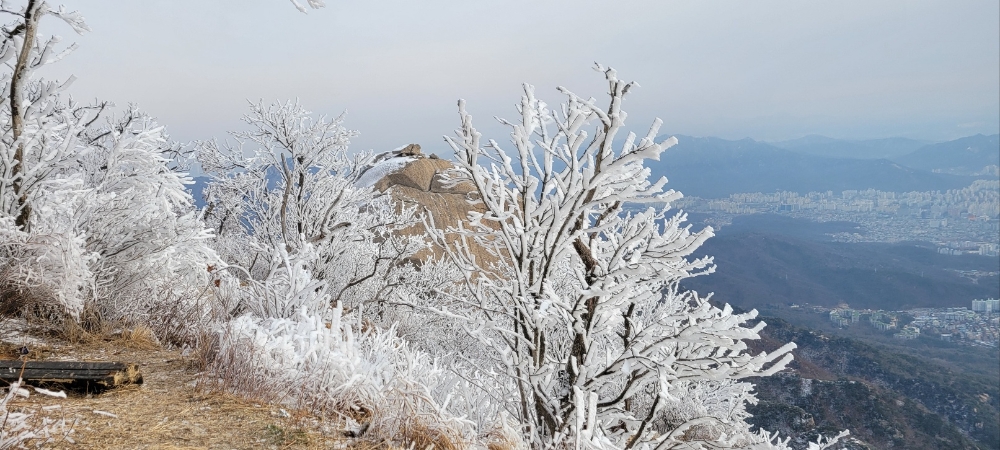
[38,0,1000,153]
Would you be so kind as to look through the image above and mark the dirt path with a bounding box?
[3,334,349,449]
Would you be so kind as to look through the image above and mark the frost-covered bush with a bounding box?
[208,246,490,447]
[194,101,492,443]
[214,313,478,445]
[34,113,217,334]
[211,312,488,443]
[0,106,218,336]
[0,216,93,320]
[0,2,217,338]
[77,113,215,306]
[197,100,425,312]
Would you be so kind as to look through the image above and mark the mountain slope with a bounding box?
[652,136,975,198]
[772,135,928,159]
[893,134,1000,176]
[683,228,999,311]
[746,318,1000,449]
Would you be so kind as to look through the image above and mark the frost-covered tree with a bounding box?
[0,0,95,317]
[0,0,89,230]
[197,100,425,315]
[0,1,216,331]
[66,111,215,329]
[420,65,845,449]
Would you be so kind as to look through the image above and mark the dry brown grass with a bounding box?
[483,428,522,450]
[30,301,117,346]
[344,418,469,450]
[395,420,463,450]
[477,418,527,450]
[31,308,164,356]
[4,345,350,449]
[2,324,501,449]
[119,324,161,350]
[0,340,54,360]
[57,317,101,345]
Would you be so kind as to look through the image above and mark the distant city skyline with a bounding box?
[37,1,1000,153]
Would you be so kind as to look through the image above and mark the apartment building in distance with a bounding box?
[972,298,1000,313]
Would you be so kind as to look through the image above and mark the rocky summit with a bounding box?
[370,144,496,267]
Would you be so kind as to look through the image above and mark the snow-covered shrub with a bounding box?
[0,106,219,338]
[0,3,217,339]
[214,310,481,446]
[197,100,424,312]
[0,215,93,321]
[195,100,478,439]
[208,245,486,447]
[29,112,218,335]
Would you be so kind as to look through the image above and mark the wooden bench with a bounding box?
[0,360,142,387]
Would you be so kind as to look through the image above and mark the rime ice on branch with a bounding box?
[423,64,845,449]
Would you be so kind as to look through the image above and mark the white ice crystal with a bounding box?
[354,156,415,189]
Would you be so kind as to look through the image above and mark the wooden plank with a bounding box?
[0,360,130,370]
[3,369,118,380]
[0,360,142,386]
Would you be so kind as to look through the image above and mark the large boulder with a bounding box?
[370,144,496,268]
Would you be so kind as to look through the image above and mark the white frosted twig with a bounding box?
[92,410,118,419]
[32,387,66,398]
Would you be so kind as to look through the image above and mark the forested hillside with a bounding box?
[685,232,999,310]
[747,318,999,449]
[771,135,927,159]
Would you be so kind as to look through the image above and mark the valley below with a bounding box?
[682,212,999,449]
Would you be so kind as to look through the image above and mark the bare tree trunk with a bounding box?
[10,0,39,231]
[280,159,293,252]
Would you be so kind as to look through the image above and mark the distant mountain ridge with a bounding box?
[772,135,928,159]
[651,135,979,198]
[893,134,1000,176]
